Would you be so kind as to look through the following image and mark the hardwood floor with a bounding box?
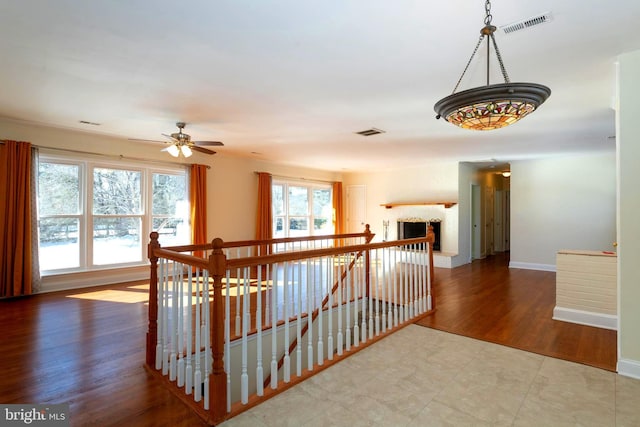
[415,252,617,372]
[0,282,208,426]
[0,254,617,426]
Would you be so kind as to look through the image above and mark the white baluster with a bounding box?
[407,248,415,320]
[426,243,432,311]
[361,252,367,344]
[374,249,380,337]
[337,254,343,356]
[420,243,426,313]
[346,252,352,351]
[399,246,406,324]
[194,271,202,402]
[413,245,420,316]
[307,259,313,371]
[283,262,291,383]
[241,268,249,404]
[404,246,409,322]
[327,255,334,361]
[365,249,378,339]
[185,267,193,395]
[264,263,271,327]
[270,262,278,390]
[203,270,211,410]
[387,248,393,331]
[225,269,231,412]
[169,262,182,381]
[353,252,360,348]
[317,255,324,366]
[393,248,398,328]
[177,266,185,387]
[235,260,241,336]
[380,249,387,333]
[256,265,264,397]
[296,260,302,377]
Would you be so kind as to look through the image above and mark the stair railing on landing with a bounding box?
[146,225,435,425]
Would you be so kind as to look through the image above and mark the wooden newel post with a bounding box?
[146,232,160,367]
[209,238,227,424]
[426,224,436,307]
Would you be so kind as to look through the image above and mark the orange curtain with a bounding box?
[0,141,35,297]
[190,164,207,258]
[255,172,272,242]
[332,181,344,235]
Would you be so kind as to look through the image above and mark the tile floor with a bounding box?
[220,325,640,427]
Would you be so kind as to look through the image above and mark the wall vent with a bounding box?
[500,12,553,35]
[356,128,385,136]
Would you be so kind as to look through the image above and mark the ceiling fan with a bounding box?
[131,122,223,157]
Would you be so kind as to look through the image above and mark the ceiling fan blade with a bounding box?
[193,140,224,146]
[128,138,166,143]
[162,133,178,142]
[191,146,217,155]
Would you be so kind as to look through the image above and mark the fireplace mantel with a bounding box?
[381,201,457,209]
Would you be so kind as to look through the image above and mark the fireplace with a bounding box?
[397,219,441,252]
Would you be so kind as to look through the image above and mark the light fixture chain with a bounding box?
[489,33,511,83]
[451,35,485,94]
[484,0,492,25]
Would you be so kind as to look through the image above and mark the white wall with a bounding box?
[207,157,341,241]
[617,50,640,377]
[343,162,460,253]
[509,152,616,271]
[455,162,477,267]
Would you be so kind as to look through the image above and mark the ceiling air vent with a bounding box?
[499,12,553,35]
[356,128,385,136]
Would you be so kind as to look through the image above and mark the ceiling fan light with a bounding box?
[502,171,511,177]
[167,144,180,157]
[181,145,193,158]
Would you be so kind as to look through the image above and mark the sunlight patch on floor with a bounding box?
[66,289,149,303]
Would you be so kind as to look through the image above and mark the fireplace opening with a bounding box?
[397,220,441,252]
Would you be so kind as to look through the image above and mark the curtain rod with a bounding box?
[254,171,337,184]
[1,140,210,169]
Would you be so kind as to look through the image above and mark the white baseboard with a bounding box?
[553,306,617,330]
[41,265,149,293]
[509,261,556,272]
[618,358,640,379]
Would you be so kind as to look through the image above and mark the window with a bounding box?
[272,181,333,238]
[37,156,189,273]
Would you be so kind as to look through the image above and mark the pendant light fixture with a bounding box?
[434,0,551,130]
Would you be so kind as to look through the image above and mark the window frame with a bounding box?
[272,179,333,239]
[37,152,190,275]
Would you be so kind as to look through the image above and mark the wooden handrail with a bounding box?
[162,230,372,253]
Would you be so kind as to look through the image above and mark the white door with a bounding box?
[494,190,504,252]
[471,184,482,260]
[484,186,495,256]
[346,185,366,233]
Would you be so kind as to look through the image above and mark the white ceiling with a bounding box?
[1,1,638,171]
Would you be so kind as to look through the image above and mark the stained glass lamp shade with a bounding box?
[434,1,550,130]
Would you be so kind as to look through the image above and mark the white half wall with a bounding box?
[617,49,640,377]
[509,153,616,269]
